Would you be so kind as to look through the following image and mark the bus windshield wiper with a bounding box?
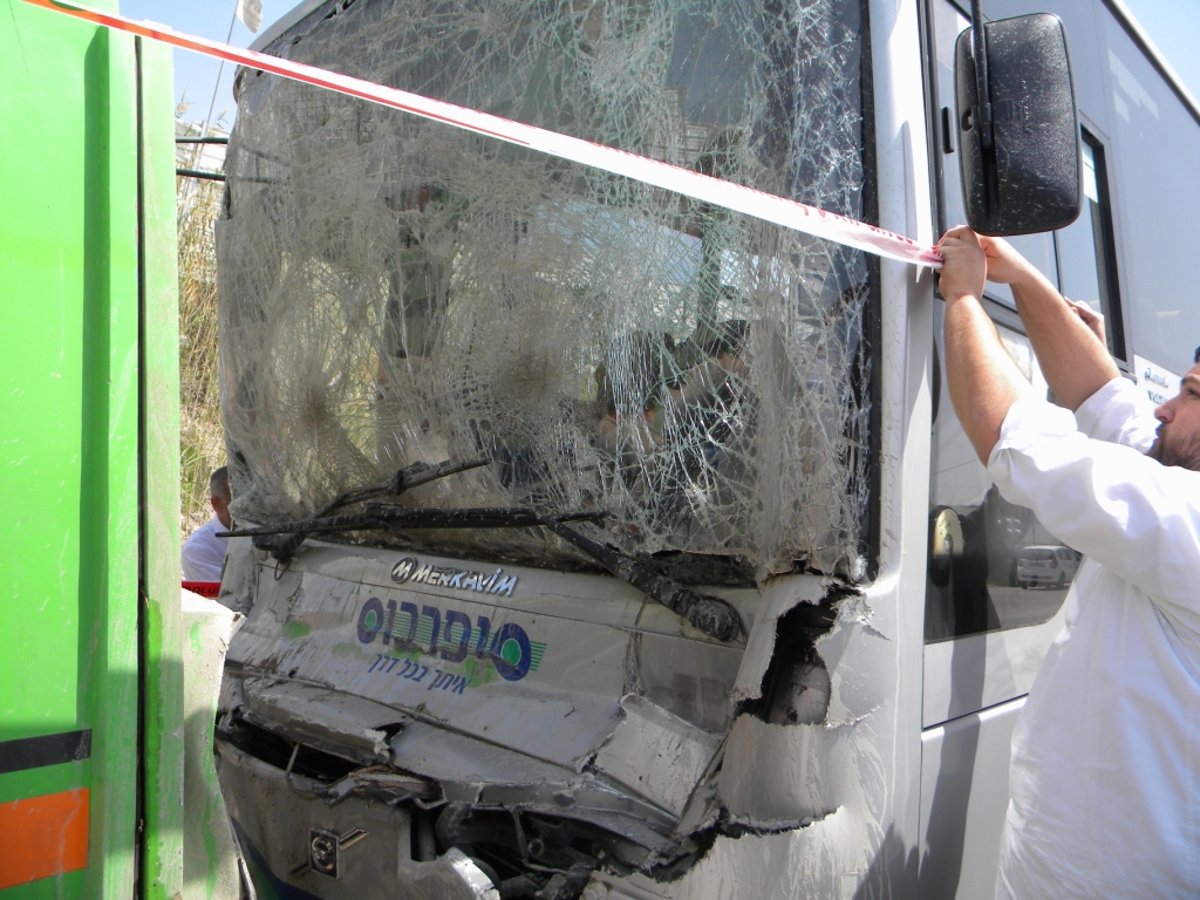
[226,456,489,560]
[543,521,744,643]
[222,494,742,642]
[226,508,741,642]
[322,457,490,512]
[220,454,741,642]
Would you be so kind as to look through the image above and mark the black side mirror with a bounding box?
[955,10,1081,235]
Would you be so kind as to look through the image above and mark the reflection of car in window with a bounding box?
[1016,545,1082,589]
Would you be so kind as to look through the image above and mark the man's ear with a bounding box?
[211,495,232,527]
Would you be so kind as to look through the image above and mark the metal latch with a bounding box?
[295,827,369,879]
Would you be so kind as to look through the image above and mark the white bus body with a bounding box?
[211,1,1200,896]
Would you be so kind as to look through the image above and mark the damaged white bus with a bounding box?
[210,0,1200,896]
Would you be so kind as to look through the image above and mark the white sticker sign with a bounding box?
[1133,355,1179,407]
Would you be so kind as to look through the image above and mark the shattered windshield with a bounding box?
[217,0,873,582]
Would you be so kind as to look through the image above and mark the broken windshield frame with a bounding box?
[219,504,606,542]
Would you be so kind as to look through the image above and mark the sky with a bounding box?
[121,0,296,131]
[1124,0,1200,101]
[122,0,1200,132]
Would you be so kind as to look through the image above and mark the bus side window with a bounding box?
[926,316,1065,642]
[925,128,1124,643]
[1053,130,1126,365]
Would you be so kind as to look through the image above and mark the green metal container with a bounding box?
[0,1,182,895]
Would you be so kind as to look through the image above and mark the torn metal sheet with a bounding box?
[719,591,888,827]
[592,694,724,819]
[718,715,854,826]
[730,576,829,704]
[816,593,890,726]
[240,677,403,765]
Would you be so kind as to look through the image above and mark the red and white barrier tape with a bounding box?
[21,0,943,268]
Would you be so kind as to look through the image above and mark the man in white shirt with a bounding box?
[182,466,232,583]
[937,226,1199,898]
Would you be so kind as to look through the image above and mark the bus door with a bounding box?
[917,0,1128,894]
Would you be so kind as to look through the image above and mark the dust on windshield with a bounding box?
[217,0,873,583]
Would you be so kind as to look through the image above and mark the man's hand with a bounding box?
[1068,299,1106,346]
[936,226,987,302]
[937,226,1120,413]
[974,234,1037,287]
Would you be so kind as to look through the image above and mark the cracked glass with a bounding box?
[217,0,874,584]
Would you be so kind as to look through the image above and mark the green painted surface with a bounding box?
[137,34,185,899]
[182,600,241,899]
[0,1,181,895]
[283,621,312,640]
[0,872,88,900]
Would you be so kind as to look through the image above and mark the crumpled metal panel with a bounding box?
[383,720,587,794]
[578,587,900,898]
[218,541,886,894]
[717,716,848,826]
[592,694,723,818]
[240,677,402,765]
[222,542,751,833]
[813,592,885,726]
[218,742,500,898]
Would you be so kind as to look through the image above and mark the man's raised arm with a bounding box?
[937,227,1032,463]
[976,234,1120,410]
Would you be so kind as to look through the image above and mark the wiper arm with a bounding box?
[545,521,744,643]
[221,454,741,642]
[223,502,741,641]
[323,457,490,511]
[231,457,488,560]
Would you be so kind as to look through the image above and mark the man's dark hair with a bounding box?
[209,466,231,503]
[1194,344,1200,365]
